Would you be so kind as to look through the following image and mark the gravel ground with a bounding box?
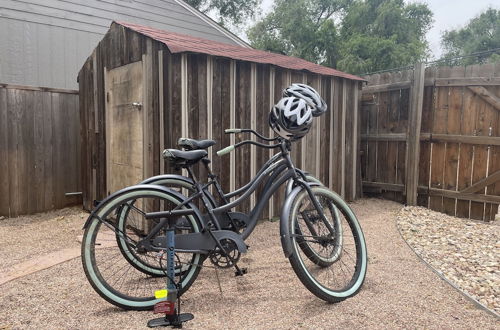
[397,206,500,315]
[0,207,86,273]
[0,199,498,329]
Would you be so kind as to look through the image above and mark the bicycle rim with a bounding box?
[287,187,367,302]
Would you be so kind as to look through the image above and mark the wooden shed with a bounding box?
[78,21,364,216]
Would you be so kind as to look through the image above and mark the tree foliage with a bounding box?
[248,0,350,67]
[440,8,500,65]
[338,0,432,73]
[247,0,433,74]
[185,0,261,28]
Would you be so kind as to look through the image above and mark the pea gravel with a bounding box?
[0,199,498,329]
[397,206,499,315]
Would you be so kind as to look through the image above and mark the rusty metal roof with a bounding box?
[115,21,363,81]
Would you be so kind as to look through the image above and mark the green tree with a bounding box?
[247,0,433,74]
[440,8,500,65]
[338,0,432,73]
[248,0,351,67]
[185,0,262,28]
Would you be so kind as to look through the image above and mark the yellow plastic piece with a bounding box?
[154,289,168,299]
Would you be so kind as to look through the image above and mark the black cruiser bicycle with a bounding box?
[80,84,367,311]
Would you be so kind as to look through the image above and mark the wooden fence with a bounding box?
[0,84,81,217]
[361,62,500,221]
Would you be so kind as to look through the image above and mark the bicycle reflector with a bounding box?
[154,301,175,315]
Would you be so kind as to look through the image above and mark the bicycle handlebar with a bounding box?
[217,139,281,156]
[224,128,242,134]
[224,128,278,141]
[216,145,235,156]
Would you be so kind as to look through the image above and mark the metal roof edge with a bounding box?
[172,0,251,48]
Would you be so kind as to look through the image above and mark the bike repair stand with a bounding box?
[147,216,194,329]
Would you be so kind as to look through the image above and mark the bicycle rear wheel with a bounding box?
[285,187,367,302]
[81,187,203,310]
[116,178,199,277]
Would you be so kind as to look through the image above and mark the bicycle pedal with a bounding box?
[235,268,247,276]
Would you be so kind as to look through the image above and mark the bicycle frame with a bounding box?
[147,139,322,241]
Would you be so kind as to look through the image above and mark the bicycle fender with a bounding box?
[140,174,218,209]
[140,174,194,185]
[280,185,303,258]
[285,171,322,196]
[82,184,204,229]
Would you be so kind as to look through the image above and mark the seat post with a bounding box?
[201,158,216,180]
[185,166,198,182]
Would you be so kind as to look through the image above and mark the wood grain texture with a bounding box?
[0,87,80,217]
[361,63,500,221]
[0,89,10,215]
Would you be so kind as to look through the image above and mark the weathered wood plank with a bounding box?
[470,64,496,220]
[361,133,407,141]
[234,61,251,213]
[0,83,78,94]
[434,77,500,87]
[461,169,500,194]
[430,134,500,146]
[425,187,500,204]
[321,76,331,186]
[362,181,405,192]
[362,81,411,93]
[429,66,451,212]
[467,86,500,111]
[219,59,232,193]
[331,77,342,191]
[0,88,9,216]
[486,62,500,219]
[7,89,22,216]
[405,63,425,206]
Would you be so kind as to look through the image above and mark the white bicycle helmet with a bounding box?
[269,96,313,141]
[283,83,327,117]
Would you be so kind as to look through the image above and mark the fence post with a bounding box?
[405,63,425,205]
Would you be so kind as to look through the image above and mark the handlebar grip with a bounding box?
[216,145,235,156]
[224,128,242,134]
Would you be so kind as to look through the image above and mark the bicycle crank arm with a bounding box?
[153,230,247,254]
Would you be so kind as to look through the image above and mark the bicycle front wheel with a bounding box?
[285,187,367,302]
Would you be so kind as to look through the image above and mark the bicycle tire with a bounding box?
[81,187,204,310]
[285,187,367,303]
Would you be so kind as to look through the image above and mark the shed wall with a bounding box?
[79,26,362,216]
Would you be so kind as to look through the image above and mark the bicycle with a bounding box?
[104,132,325,278]
[81,129,367,311]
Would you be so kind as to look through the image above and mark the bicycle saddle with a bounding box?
[177,138,216,150]
[162,149,208,167]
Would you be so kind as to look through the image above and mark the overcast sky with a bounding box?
[257,0,498,59]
